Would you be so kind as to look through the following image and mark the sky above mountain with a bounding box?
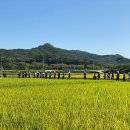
[0,0,130,58]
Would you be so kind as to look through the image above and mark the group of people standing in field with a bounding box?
[17,71,130,81]
[18,71,31,78]
[92,71,130,81]
[18,71,72,79]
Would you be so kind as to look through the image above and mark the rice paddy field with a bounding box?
[0,78,129,130]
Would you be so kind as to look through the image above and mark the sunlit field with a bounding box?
[0,78,129,130]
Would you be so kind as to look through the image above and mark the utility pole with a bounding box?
[42,56,44,72]
[114,66,115,74]
[62,58,63,71]
[1,55,3,77]
[57,58,58,71]
[57,62,58,71]
[34,59,36,71]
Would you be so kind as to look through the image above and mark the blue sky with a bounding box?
[0,0,130,58]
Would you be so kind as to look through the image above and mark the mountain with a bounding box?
[0,43,130,70]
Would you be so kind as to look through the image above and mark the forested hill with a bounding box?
[0,43,130,70]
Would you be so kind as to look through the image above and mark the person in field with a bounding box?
[93,73,96,80]
[68,71,71,79]
[49,72,52,79]
[22,72,25,78]
[111,73,114,80]
[37,72,39,78]
[128,72,130,78]
[98,72,100,80]
[41,72,44,78]
[116,71,120,81]
[58,72,60,79]
[62,72,65,79]
[39,72,42,78]
[24,71,27,78]
[106,73,109,79]
[123,73,126,81]
[40,72,44,78]
[128,72,130,81]
[84,71,87,79]
[54,72,56,79]
[33,72,36,78]
[104,73,106,79]
[45,72,48,79]
[28,71,31,78]
[18,71,21,78]
[108,72,110,79]
[105,73,109,80]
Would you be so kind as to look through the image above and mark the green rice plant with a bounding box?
[0,78,129,130]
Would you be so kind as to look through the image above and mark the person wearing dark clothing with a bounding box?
[128,72,130,78]
[33,72,36,78]
[123,73,126,81]
[116,71,120,81]
[62,73,65,79]
[18,71,21,78]
[24,72,27,78]
[58,72,60,79]
[98,72,100,80]
[111,73,114,80]
[108,72,110,79]
[54,72,56,79]
[22,72,25,78]
[84,72,87,79]
[104,73,106,79]
[45,72,48,79]
[36,72,39,78]
[28,72,31,78]
[68,72,71,79]
[93,73,96,80]
[49,72,52,79]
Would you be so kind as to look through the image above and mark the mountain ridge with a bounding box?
[0,43,130,70]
